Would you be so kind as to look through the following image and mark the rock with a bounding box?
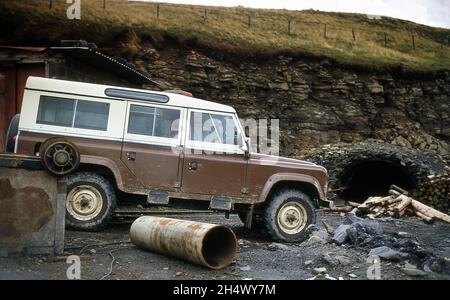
[367,81,384,94]
[313,267,327,274]
[303,235,328,246]
[305,224,320,234]
[312,229,331,241]
[348,273,357,278]
[322,253,351,266]
[240,265,251,271]
[397,232,410,237]
[175,271,184,276]
[332,224,350,245]
[368,246,408,261]
[238,239,248,245]
[89,249,96,254]
[325,275,337,280]
[321,219,335,234]
[304,260,313,266]
[402,262,427,277]
[267,242,290,251]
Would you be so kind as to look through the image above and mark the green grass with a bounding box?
[1,0,450,73]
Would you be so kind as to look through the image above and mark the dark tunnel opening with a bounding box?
[339,160,417,203]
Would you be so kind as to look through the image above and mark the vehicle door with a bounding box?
[181,109,248,197]
[121,102,184,191]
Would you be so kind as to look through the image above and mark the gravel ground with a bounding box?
[0,211,449,280]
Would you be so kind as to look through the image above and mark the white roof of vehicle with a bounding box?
[25,76,236,113]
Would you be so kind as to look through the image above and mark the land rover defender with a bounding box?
[6,76,330,242]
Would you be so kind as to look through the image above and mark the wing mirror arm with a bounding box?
[243,137,251,159]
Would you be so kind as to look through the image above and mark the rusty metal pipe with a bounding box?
[130,216,237,270]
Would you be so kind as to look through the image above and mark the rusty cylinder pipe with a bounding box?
[130,216,237,270]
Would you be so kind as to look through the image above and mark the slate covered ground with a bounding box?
[0,210,448,280]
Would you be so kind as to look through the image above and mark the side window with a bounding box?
[74,101,109,131]
[37,96,75,127]
[127,104,180,139]
[189,111,239,145]
[36,96,110,131]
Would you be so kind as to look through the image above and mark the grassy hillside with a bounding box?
[1,0,450,73]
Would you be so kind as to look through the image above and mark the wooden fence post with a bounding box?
[352,28,356,41]
[103,0,106,11]
[247,15,252,29]
[324,24,327,38]
[156,3,160,19]
[203,9,208,24]
[384,32,387,47]
[288,19,292,35]
[49,0,53,9]
[412,34,415,50]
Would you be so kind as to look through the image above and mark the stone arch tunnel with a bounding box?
[302,142,446,203]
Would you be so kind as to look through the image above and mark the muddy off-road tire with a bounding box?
[66,172,116,231]
[262,189,316,242]
[5,114,19,153]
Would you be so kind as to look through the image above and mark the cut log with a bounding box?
[389,189,402,197]
[393,195,412,217]
[390,184,409,195]
[372,207,386,218]
[326,206,353,212]
[364,196,394,206]
[415,211,433,222]
[347,201,361,208]
[411,200,450,223]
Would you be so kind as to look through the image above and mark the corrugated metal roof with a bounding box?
[0,46,47,52]
[50,47,159,86]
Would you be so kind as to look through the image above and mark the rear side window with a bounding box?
[36,96,109,131]
[128,104,180,139]
[37,96,74,127]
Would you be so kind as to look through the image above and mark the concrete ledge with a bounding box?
[0,167,65,257]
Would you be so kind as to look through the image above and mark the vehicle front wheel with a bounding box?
[66,172,116,231]
[262,189,316,242]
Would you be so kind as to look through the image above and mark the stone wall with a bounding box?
[126,45,449,161]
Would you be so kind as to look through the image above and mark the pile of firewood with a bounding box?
[349,185,450,223]
[412,166,449,213]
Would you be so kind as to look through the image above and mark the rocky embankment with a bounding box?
[120,43,449,161]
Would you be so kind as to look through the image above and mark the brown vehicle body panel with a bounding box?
[122,141,182,191]
[16,131,328,206]
[181,148,247,197]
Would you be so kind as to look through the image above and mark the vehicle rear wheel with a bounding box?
[66,172,116,231]
[5,114,20,153]
[39,138,80,176]
[262,189,316,242]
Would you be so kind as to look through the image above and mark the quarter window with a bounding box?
[189,111,239,145]
[127,104,180,139]
[36,96,110,131]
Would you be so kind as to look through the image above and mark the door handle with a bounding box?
[127,152,136,161]
[188,161,198,171]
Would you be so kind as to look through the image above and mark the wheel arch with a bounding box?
[258,173,325,208]
[78,156,122,191]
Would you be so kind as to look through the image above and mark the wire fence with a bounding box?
[48,0,450,51]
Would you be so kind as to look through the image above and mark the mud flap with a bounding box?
[147,191,169,205]
[210,196,232,211]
